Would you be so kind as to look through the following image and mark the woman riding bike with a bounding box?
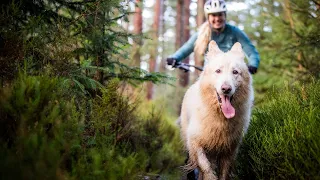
[167,0,260,74]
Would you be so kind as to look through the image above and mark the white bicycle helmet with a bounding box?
[204,0,227,18]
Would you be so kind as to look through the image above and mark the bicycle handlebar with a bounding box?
[174,62,203,72]
[173,62,257,74]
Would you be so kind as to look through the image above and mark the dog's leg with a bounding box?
[195,147,217,180]
[218,152,236,180]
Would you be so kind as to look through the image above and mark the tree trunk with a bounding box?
[94,9,104,84]
[158,0,166,72]
[147,0,161,100]
[94,54,103,83]
[133,0,143,66]
[194,0,206,76]
[176,0,183,50]
[197,0,206,27]
[178,0,190,87]
[283,0,303,70]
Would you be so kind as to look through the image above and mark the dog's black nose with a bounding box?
[221,84,232,94]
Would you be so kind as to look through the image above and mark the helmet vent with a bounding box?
[204,0,227,17]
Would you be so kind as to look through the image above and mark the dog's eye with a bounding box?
[233,70,239,75]
[215,69,221,74]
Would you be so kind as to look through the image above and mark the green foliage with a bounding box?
[236,80,320,179]
[0,0,181,179]
[76,81,184,179]
[227,0,320,105]
[0,74,79,179]
[0,0,172,95]
[265,0,320,80]
[0,75,184,179]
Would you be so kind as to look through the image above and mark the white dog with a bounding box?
[180,40,253,180]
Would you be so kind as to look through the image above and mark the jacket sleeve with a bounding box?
[234,28,260,68]
[170,32,199,62]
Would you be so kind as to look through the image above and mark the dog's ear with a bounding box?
[208,40,222,55]
[230,42,245,58]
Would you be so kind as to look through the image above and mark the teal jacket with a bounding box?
[170,23,260,68]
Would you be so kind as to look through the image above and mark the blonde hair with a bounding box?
[194,21,212,57]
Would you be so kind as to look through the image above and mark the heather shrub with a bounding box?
[236,81,320,179]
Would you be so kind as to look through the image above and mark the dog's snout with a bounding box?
[221,84,232,94]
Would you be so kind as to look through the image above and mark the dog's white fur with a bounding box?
[180,41,253,180]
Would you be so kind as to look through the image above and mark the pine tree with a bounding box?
[0,0,172,94]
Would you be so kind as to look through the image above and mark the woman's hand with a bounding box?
[166,57,177,67]
[248,66,258,74]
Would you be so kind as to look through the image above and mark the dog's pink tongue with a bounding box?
[221,95,235,119]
